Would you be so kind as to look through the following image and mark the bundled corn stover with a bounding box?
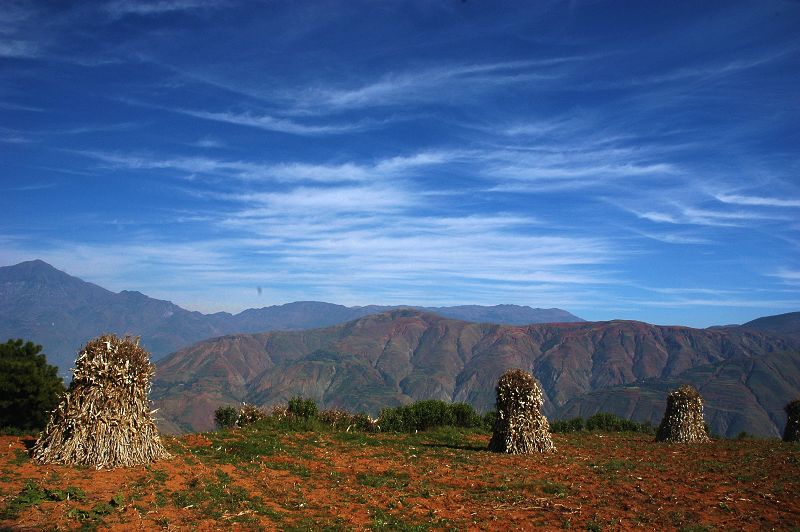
[655,385,710,443]
[32,334,171,468]
[488,369,555,454]
[783,399,800,442]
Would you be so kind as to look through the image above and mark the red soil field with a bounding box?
[1,428,798,530]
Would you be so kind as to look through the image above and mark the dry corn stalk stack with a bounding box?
[783,399,800,442]
[32,334,171,468]
[488,369,555,454]
[655,385,710,443]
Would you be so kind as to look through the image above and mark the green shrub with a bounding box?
[287,397,318,419]
[550,412,653,434]
[214,406,238,429]
[586,412,623,431]
[451,402,483,428]
[379,400,485,433]
[0,339,65,431]
[550,416,585,433]
[482,410,497,431]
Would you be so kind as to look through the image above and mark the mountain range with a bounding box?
[2,259,798,438]
[152,309,800,438]
[0,260,582,375]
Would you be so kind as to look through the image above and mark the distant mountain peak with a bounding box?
[0,259,95,286]
[0,260,585,376]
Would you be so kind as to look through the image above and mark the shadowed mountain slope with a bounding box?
[152,310,799,436]
[558,349,800,438]
[740,311,800,341]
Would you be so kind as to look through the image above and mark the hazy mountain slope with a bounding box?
[421,305,583,324]
[0,260,231,374]
[740,311,800,341]
[0,260,583,375]
[558,349,800,437]
[152,310,799,436]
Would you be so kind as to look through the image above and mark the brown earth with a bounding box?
[1,427,799,530]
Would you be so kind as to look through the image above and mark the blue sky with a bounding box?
[1,0,799,327]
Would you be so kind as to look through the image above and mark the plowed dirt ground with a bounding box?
[1,426,798,530]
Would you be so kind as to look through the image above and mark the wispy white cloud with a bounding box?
[0,207,619,312]
[0,101,43,112]
[642,286,738,296]
[177,109,372,136]
[490,161,674,181]
[0,2,36,30]
[481,142,676,192]
[715,193,800,208]
[770,268,800,284]
[0,39,39,58]
[629,229,710,245]
[230,184,414,216]
[0,135,33,144]
[629,297,800,309]
[584,49,792,91]
[627,203,789,227]
[131,58,583,130]
[73,149,454,184]
[5,182,58,192]
[633,210,681,224]
[104,0,222,19]
[294,60,567,110]
[191,136,225,149]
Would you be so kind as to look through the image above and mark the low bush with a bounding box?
[481,410,497,431]
[214,406,238,430]
[378,400,486,433]
[287,397,318,419]
[213,399,487,434]
[550,412,654,434]
[550,416,585,433]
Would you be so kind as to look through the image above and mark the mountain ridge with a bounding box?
[0,260,584,374]
[152,309,800,437]
[740,311,800,341]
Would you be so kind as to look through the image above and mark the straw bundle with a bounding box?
[655,385,710,443]
[783,399,800,442]
[488,369,555,454]
[32,334,171,469]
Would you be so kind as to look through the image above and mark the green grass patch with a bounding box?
[283,516,349,531]
[590,459,637,474]
[10,449,29,466]
[331,430,384,446]
[187,429,281,464]
[170,471,276,523]
[263,461,311,478]
[370,508,428,531]
[698,460,727,473]
[538,480,572,498]
[0,480,86,519]
[148,467,169,483]
[357,470,410,489]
